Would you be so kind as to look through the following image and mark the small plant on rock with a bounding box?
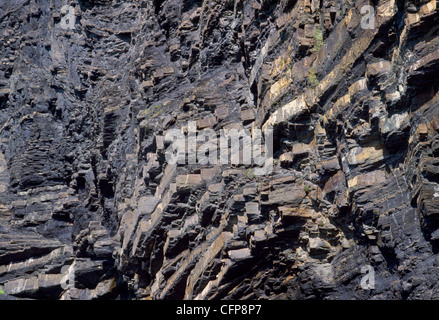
[244,169,256,179]
[311,27,324,53]
[308,67,319,87]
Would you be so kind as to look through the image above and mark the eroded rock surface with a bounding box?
[1,0,439,299]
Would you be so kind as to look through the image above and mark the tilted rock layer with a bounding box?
[1,0,439,299]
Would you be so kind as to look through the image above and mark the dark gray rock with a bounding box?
[0,0,439,300]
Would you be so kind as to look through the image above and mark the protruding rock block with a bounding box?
[267,185,306,206]
[175,174,203,190]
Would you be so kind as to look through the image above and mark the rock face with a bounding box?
[1,0,439,300]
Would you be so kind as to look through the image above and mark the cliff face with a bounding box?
[1,0,439,300]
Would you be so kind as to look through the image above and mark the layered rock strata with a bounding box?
[0,0,439,299]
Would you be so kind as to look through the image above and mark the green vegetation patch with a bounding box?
[308,67,319,87]
[311,27,324,53]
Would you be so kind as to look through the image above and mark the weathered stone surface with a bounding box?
[1,0,439,301]
[269,188,305,207]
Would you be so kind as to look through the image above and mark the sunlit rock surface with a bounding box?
[1,0,439,299]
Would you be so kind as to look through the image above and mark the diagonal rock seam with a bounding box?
[0,0,439,300]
